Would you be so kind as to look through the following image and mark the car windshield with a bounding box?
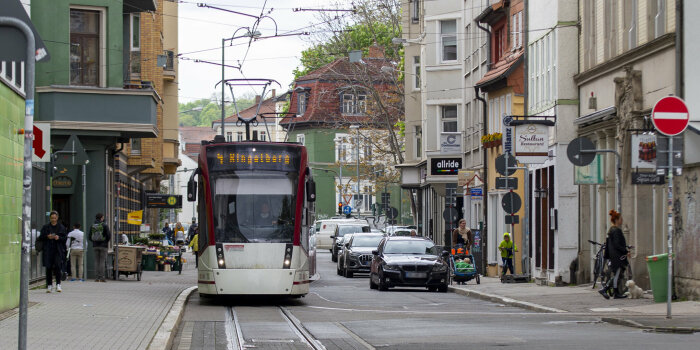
[338,225,369,237]
[393,230,412,236]
[383,240,439,255]
[210,171,297,243]
[351,236,383,247]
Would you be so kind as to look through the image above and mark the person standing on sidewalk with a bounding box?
[188,228,199,268]
[39,211,67,293]
[599,210,630,299]
[67,223,85,281]
[452,219,473,252]
[162,222,173,244]
[498,232,517,277]
[90,213,111,282]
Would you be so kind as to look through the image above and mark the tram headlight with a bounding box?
[283,244,293,269]
[216,243,226,269]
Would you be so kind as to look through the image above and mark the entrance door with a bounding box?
[53,194,72,229]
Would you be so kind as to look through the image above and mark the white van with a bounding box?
[314,218,368,251]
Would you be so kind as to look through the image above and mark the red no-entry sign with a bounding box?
[652,96,690,136]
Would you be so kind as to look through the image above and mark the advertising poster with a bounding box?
[631,134,657,169]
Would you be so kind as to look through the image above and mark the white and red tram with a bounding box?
[187,138,316,296]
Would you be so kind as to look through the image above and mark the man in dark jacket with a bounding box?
[187,220,197,243]
[39,211,67,293]
[162,222,173,244]
[89,213,111,282]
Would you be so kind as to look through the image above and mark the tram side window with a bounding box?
[197,178,208,251]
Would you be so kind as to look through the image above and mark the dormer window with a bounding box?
[297,92,307,115]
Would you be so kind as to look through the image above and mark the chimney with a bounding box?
[271,89,276,98]
[368,43,385,58]
[255,95,261,104]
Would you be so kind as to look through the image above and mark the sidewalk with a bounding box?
[0,252,198,350]
[449,275,700,333]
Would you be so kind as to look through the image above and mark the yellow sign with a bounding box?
[167,196,177,206]
[127,210,143,225]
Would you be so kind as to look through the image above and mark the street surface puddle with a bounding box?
[589,307,622,312]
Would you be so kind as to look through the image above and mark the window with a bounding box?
[297,92,307,115]
[296,133,305,145]
[648,0,666,40]
[236,132,243,141]
[411,0,420,23]
[583,0,597,69]
[604,1,617,60]
[363,142,372,161]
[226,132,232,142]
[130,14,140,50]
[493,25,506,62]
[624,0,638,51]
[70,9,100,86]
[336,134,350,162]
[413,56,421,90]
[441,20,457,62]
[130,138,141,155]
[341,94,366,115]
[441,105,457,132]
[415,126,422,159]
[517,11,523,48]
[260,131,267,142]
[512,13,517,49]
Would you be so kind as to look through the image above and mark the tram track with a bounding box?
[225,305,326,350]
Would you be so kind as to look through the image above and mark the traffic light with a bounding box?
[338,202,343,214]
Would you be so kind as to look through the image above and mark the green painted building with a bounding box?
[0,77,25,312]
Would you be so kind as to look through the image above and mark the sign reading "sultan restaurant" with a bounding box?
[514,124,549,164]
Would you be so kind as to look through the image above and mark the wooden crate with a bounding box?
[116,246,144,272]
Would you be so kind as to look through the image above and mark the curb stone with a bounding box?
[601,317,700,334]
[147,286,198,350]
[448,286,567,313]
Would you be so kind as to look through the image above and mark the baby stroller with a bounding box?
[449,245,480,285]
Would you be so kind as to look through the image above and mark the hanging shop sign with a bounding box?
[574,154,604,185]
[630,134,657,169]
[440,132,461,154]
[514,123,549,164]
[430,157,461,176]
[52,176,72,188]
[631,172,665,185]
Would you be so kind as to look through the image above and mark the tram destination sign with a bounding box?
[207,145,300,172]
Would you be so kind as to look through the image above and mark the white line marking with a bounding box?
[654,112,688,120]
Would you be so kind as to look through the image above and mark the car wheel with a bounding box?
[437,283,448,293]
[369,274,378,289]
[331,252,338,263]
[378,272,389,291]
[346,271,353,278]
[428,286,437,292]
[337,264,342,275]
[476,274,481,284]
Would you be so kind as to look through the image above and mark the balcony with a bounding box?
[163,50,176,80]
[36,85,160,138]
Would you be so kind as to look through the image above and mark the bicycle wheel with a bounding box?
[592,253,602,288]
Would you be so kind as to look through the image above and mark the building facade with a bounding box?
[574,0,677,291]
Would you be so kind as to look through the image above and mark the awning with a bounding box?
[574,106,617,126]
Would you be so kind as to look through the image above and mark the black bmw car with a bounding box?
[369,237,450,292]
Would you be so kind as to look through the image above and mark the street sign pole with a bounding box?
[666,137,673,319]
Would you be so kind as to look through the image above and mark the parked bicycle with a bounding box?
[588,239,607,289]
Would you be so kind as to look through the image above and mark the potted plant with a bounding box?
[494,132,502,146]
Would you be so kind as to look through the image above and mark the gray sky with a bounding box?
[177,0,351,103]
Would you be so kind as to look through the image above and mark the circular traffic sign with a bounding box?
[501,192,522,214]
[443,207,458,224]
[567,137,596,167]
[495,154,517,176]
[652,96,690,136]
[343,205,352,215]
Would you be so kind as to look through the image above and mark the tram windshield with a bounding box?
[211,171,298,243]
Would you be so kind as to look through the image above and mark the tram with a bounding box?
[187,136,316,296]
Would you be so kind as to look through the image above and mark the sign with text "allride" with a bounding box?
[652,96,689,136]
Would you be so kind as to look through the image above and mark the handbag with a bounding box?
[35,239,44,253]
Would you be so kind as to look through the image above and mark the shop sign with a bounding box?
[631,134,656,169]
[514,123,548,164]
[470,188,483,200]
[574,154,603,185]
[430,157,461,176]
[631,172,665,185]
[52,176,72,188]
[440,132,461,154]
[457,170,474,186]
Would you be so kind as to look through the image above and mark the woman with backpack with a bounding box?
[89,213,111,282]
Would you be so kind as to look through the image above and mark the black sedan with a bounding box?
[369,237,450,292]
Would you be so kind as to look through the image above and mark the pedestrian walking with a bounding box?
[162,222,173,244]
[599,210,630,299]
[452,219,473,252]
[498,232,517,277]
[38,211,67,293]
[188,228,199,268]
[187,220,198,243]
[90,213,111,282]
[66,223,85,281]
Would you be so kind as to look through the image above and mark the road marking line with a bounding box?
[306,305,534,316]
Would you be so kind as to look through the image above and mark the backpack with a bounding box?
[91,223,106,242]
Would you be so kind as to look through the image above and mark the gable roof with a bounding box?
[217,96,277,124]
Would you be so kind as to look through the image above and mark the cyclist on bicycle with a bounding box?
[599,210,630,299]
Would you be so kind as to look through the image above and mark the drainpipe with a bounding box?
[476,17,491,275]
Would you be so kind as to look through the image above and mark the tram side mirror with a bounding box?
[187,179,196,202]
[306,179,316,202]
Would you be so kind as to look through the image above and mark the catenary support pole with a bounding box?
[1,16,36,350]
[221,38,225,137]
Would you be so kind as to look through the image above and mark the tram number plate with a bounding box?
[405,272,427,278]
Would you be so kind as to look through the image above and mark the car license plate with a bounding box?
[405,272,426,278]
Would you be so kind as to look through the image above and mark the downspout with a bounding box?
[476,19,491,273]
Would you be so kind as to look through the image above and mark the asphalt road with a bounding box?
[170,251,699,350]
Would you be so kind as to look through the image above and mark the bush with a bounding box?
[148,233,165,240]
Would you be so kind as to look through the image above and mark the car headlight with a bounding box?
[383,264,399,271]
[349,251,361,258]
[433,264,448,273]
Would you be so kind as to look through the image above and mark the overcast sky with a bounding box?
[177,0,352,103]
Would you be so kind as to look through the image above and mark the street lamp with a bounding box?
[221,28,261,136]
[349,125,360,218]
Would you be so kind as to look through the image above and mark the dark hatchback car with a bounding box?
[369,237,449,292]
[331,224,370,262]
